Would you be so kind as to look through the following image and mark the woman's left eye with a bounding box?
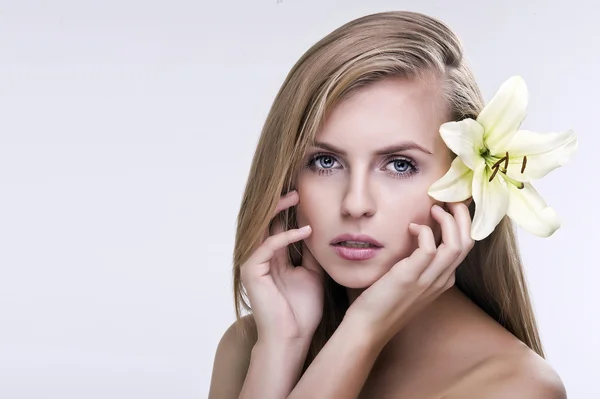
[385,158,418,178]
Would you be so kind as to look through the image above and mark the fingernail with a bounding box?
[300,225,311,231]
[409,223,417,229]
[285,190,297,197]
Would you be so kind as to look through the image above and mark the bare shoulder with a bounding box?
[208,314,258,399]
[216,313,258,351]
[445,347,566,398]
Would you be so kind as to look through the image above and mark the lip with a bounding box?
[330,233,383,247]
[330,233,383,261]
[333,246,381,261]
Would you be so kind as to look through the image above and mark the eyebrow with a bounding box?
[312,140,433,156]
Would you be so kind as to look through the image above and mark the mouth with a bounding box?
[331,244,382,261]
[330,234,383,261]
[332,241,380,248]
[330,234,383,248]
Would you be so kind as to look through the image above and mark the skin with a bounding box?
[296,75,453,294]
[290,75,564,397]
[209,74,566,399]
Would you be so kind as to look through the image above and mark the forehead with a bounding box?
[315,76,450,154]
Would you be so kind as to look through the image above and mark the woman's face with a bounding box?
[296,76,454,289]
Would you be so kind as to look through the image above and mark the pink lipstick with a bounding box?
[330,233,383,261]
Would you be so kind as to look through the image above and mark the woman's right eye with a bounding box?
[306,153,340,175]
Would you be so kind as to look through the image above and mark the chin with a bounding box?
[322,257,392,289]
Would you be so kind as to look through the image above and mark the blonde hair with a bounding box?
[232,10,544,374]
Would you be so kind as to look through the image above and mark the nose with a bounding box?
[340,173,376,218]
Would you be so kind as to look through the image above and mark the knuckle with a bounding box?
[432,276,447,290]
[263,232,287,250]
[444,276,456,290]
[418,276,434,289]
[422,246,437,258]
[448,244,462,258]
[466,238,475,250]
[263,235,277,247]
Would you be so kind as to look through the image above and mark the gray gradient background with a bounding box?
[0,0,598,398]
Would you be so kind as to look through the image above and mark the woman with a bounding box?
[209,10,574,398]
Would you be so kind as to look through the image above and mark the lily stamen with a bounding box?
[491,152,510,170]
[489,152,510,183]
[489,164,500,182]
[521,155,527,173]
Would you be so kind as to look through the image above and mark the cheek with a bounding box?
[295,177,339,254]
[383,181,443,243]
[410,193,444,244]
[295,177,326,227]
[296,193,328,227]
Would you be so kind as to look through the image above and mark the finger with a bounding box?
[432,204,462,262]
[246,225,312,272]
[418,205,462,284]
[269,193,301,271]
[269,218,295,278]
[449,202,475,254]
[432,203,474,286]
[403,223,437,278]
[438,202,475,280]
[261,190,299,242]
[274,190,299,216]
[428,267,457,294]
[270,213,285,236]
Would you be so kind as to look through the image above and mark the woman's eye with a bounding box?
[311,154,339,170]
[385,158,418,178]
[316,155,336,168]
[305,153,341,175]
[392,159,411,172]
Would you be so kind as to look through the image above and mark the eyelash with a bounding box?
[305,152,419,179]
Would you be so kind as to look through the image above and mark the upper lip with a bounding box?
[330,234,383,247]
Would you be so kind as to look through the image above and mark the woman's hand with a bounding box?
[344,201,474,347]
[240,190,325,344]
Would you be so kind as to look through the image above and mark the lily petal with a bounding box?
[471,163,510,241]
[506,183,561,237]
[428,157,474,202]
[478,76,528,154]
[439,119,485,170]
[504,129,578,182]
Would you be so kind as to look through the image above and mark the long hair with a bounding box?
[231,10,545,374]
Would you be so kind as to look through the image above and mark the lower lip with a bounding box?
[332,245,382,261]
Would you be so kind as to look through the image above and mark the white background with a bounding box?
[0,0,598,398]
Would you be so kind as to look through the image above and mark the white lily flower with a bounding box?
[428,76,578,241]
